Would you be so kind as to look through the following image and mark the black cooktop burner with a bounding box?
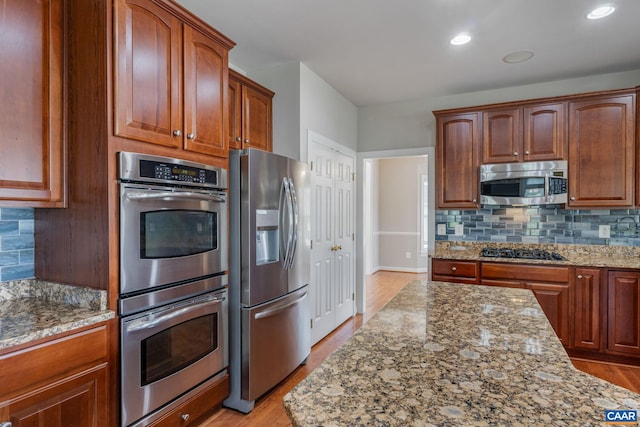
[480,247,565,261]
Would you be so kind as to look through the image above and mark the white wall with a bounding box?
[299,63,358,161]
[358,69,640,152]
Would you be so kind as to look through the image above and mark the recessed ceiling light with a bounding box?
[502,50,535,64]
[450,33,471,46]
[587,5,615,19]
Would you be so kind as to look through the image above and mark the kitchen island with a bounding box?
[283,280,640,426]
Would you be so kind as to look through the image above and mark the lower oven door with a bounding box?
[121,288,228,427]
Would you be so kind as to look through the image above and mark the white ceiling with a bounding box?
[176,0,640,107]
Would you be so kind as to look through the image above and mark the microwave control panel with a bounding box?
[548,177,567,195]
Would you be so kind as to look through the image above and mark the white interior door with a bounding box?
[309,143,336,343]
[308,132,356,345]
[333,151,355,325]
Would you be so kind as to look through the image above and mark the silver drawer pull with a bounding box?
[451,267,457,272]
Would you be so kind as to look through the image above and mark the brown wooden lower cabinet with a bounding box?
[526,281,571,346]
[2,364,108,427]
[433,258,640,363]
[573,268,601,350]
[607,271,640,356]
[0,323,110,427]
[480,262,571,346]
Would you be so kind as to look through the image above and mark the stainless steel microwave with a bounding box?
[480,160,568,205]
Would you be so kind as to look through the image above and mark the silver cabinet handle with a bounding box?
[172,129,182,137]
[524,150,530,155]
[187,133,195,139]
[181,413,190,421]
[0,422,13,427]
[472,198,477,203]
[236,137,241,142]
[577,275,583,279]
[513,151,518,156]
[570,196,576,201]
[244,138,249,143]
[451,267,457,272]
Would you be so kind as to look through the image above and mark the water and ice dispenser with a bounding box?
[255,209,279,265]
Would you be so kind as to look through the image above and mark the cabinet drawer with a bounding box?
[0,325,108,400]
[432,259,478,284]
[432,259,478,278]
[481,279,525,289]
[481,263,569,283]
[148,373,229,426]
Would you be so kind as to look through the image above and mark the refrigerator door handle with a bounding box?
[279,178,293,269]
[287,178,299,268]
[253,291,308,320]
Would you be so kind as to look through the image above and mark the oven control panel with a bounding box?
[118,151,227,190]
[140,159,216,185]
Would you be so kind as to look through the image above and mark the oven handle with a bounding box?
[125,191,226,203]
[254,292,307,320]
[127,296,226,332]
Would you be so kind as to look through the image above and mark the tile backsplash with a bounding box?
[0,208,35,282]
[436,205,640,246]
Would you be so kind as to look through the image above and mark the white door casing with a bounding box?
[308,131,356,345]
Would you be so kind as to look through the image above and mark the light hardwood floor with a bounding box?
[200,271,640,426]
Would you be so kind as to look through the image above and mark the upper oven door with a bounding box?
[120,183,228,295]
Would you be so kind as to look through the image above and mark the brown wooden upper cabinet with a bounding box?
[0,0,66,207]
[228,70,275,152]
[435,112,480,209]
[482,102,566,164]
[567,92,635,207]
[114,0,233,157]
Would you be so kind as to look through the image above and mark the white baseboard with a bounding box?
[373,266,428,274]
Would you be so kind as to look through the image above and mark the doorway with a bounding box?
[358,147,433,314]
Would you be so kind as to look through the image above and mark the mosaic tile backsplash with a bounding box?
[436,205,640,246]
[0,208,35,282]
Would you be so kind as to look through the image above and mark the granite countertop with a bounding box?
[284,280,640,426]
[433,241,640,269]
[0,279,115,351]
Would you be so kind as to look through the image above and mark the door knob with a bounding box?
[513,151,518,156]
[577,275,583,279]
[172,130,182,137]
[187,133,195,139]
[451,267,457,272]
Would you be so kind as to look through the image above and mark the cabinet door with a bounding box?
[183,26,228,157]
[435,113,479,208]
[0,0,65,206]
[242,86,272,152]
[523,102,566,161]
[482,108,522,164]
[568,94,635,207]
[6,365,108,427]
[526,282,571,346]
[573,268,601,350]
[607,271,640,355]
[114,0,182,148]
[228,77,242,150]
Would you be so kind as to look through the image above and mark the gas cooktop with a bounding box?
[480,247,566,261]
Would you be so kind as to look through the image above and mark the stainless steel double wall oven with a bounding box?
[118,152,229,427]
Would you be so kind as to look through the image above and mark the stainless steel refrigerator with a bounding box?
[224,149,310,413]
